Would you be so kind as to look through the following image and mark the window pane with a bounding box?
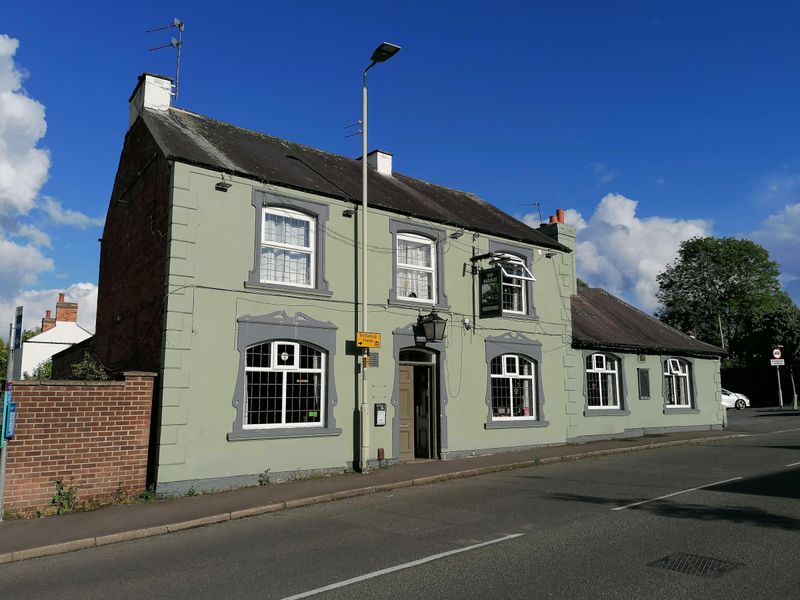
[502,280,524,312]
[397,268,432,300]
[638,369,650,399]
[587,372,601,406]
[285,372,322,423]
[265,213,310,248]
[261,247,311,285]
[519,358,533,376]
[299,345,322,370]
[398,238,432,267]
[246,371,282,424]
[602,373,619,407]
[491,377,511,417]
[490,356,503,375]
[246,342,271,368]
[512,378,533,417]
[275,343,296,367]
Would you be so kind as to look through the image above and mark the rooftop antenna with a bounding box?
[518,201,543,224]
[147,18,185,102]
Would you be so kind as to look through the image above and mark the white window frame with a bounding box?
[495,254,534,315]
[396,233,436,303]
[260,207,315,288]
[490,353,537,421]
[244,340,326,429]
[585,353,621,409]
[664,358,692,407]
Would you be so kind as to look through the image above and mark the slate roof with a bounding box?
[140,107,569,251]
[572,287,725,358]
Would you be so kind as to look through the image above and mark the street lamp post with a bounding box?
[360,42,400,473]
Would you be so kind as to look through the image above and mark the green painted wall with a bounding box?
[155,162,721,491]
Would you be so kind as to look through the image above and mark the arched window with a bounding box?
[490,354,537,419]
[664,358,692,407]
[585,353,621,409]
[245,341,325,427]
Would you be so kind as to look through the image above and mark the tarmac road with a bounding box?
[1,410,799,599]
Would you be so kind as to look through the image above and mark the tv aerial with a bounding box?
[146,18,185,101]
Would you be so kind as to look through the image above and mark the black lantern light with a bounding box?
[418,311,447,343]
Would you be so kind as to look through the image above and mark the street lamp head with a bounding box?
[370,42,401,63]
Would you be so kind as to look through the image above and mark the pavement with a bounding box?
[1,412,793,566]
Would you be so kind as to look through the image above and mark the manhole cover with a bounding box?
[648,553,741,578]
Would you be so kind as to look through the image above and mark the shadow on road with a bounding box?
[548,492,800,530]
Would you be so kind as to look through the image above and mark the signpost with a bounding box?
[0,383,11,522]
[772,346,784,408]
[356,332,381,349]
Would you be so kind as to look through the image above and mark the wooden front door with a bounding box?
[398,365,414,462]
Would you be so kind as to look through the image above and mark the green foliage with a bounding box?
[258,469,271,486]
[52,479,79,515]
[28,359,52,380]
[22,328,41,342]
[69,351,109,380]
[185,486,199,496]
[576,278,589,288]
[0,338,7,380]
[656,236,797,367]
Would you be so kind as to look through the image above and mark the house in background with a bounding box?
[89,73,725,494]
[12,293,92,379]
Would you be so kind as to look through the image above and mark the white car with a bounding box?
[721,388,750,410]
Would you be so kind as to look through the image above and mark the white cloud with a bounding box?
[0,34,49,217]
[562,194,711,311]
[11,222,50,247]
[751,203,800,302]
[754,171,800,207]
[0,282,97,334]
[40,196,104,228]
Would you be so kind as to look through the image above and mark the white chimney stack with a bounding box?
[129,73,173,128]
[367,149,393,176]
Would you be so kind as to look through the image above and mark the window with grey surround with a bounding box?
[490,354,537,420]
[664,358,692,407]
[248,191,331,296]
[488,241,537,319]
[244,340,326,428]
[585,353,620,409]
[389,220,448,308]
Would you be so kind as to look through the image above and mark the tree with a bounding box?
[27,359,52,380]
[656,236,788,365]
[69,351,109,381]
[0,337,7,380]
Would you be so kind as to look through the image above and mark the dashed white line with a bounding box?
[612,477,744,511]
[278,533,526,599]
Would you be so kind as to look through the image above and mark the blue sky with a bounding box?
[2,1,800,330]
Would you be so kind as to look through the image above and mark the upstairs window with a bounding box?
[586,353,621,409]
[260,208,315,288]
[489,354,537,419]
[496,254,535,315]
[664,358,692,407]
[396,233,436,303]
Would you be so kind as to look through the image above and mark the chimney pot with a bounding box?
[549,215,558,224]
[58,292,65,303]
[556,208,565,224]
[46,309,51,319]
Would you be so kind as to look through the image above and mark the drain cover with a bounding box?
[648,553,741,578]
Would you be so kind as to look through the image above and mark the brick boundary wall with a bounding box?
[3,372,155,515]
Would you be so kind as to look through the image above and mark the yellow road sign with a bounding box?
[357,332,381,348]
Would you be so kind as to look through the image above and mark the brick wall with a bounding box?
[2,372,155,515]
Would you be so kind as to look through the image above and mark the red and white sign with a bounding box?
[772,348,783,359]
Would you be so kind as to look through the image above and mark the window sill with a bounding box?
[583,408,630,417]
[388,299,450,311]
[244,281,333,298]
[499,312,539,322]
[227,427,342,441]
[663,406,700,415]
[484,419,550,430]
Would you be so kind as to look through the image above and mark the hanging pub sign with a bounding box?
[479,267,503,318]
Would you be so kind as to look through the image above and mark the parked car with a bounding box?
[721,388,750,410]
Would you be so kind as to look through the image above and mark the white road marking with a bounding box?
[612,477,743,511]
[786,461,800,467]
[278,533,525,599]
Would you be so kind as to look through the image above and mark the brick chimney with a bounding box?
[41,309,56,332]
[55,292,78,323]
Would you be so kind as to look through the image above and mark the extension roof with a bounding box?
[140,107,569,251]
[572,287,725,358]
